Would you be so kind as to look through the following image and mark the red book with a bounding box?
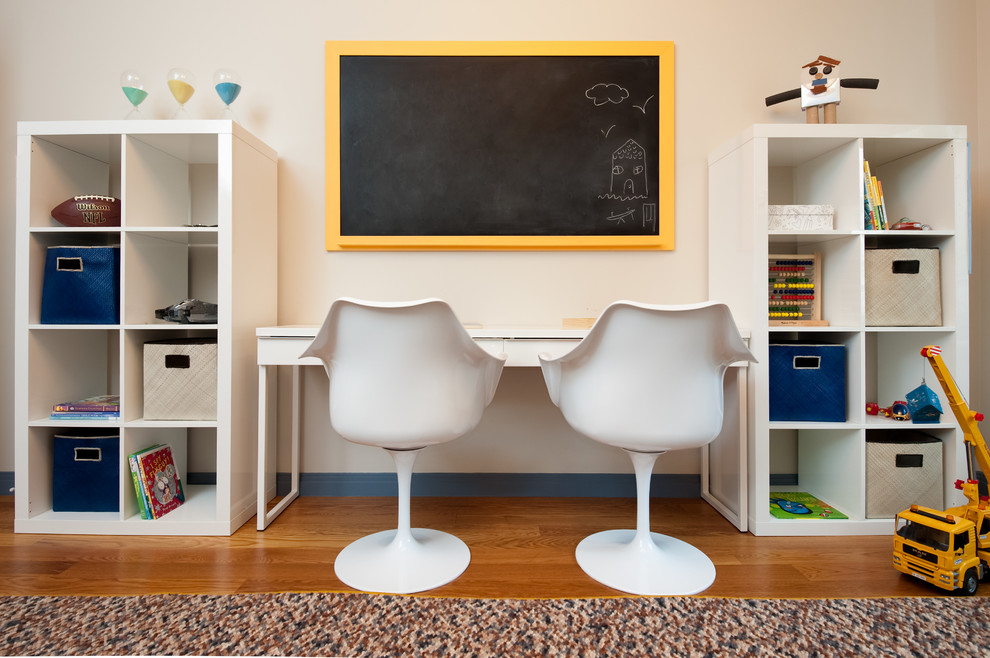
[136,445,185,519]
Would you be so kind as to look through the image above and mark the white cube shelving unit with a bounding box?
[708,124,970,536]
[14,120,277,535]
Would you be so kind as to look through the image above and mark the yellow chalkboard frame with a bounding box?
[325,40,675,251]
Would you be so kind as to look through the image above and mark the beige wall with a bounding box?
[0,0,985,477]
[978,1,990,451]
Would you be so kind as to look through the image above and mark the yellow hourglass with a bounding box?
[167,68,196,119]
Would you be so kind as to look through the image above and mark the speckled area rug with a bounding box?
[1,592,989,656]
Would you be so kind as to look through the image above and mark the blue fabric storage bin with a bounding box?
[52,429,119,512]
[769,343,846,422]
[40,246,120,324]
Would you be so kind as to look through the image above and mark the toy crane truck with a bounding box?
[892,346,990,595]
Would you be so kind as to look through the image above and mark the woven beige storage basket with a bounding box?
[144,338,217,420]
[865,248,941,326]
[866,435,942,518]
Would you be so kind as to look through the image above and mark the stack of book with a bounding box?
[50,394,119,421]
[863,160,888,229]
[128,444,185,519]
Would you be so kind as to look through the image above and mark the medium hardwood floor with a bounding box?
[0,495,980,599]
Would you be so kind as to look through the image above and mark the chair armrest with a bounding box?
[538,353,561,406]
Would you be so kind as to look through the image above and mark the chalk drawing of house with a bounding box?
[610,139,647,197]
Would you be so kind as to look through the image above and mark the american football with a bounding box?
[51,195,121,227]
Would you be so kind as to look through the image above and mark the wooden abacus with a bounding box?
[768,253,827,326]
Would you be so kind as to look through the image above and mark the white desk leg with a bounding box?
[258,364,301,530]
[257,363,270,530]
[289,364,301,505]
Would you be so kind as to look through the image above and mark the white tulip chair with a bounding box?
[539,300,755,595]
[301,298,506,594]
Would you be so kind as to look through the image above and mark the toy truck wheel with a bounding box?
[959,569,979,596]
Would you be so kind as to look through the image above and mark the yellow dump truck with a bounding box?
[892,346,990,595]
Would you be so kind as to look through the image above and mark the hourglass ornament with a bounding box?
[167,68,196,118]
[213,69,242,120]
[120,70,148,119]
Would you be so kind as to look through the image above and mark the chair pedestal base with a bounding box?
[334,528,470,595]
[575,529,716,596]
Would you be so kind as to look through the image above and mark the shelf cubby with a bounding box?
[26,329,119,424]
[24,133,121,229]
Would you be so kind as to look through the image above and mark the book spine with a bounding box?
[863,161,878,229]
[876,179,888,230]
[53,403,120,412]
[863,160,888,230]
[128,453,149,520]
[863,178,875,229]
[870,177,885,229]
[49,413,119,420]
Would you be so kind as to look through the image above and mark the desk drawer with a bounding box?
[258,337,322,366]
[505,338,580,366]
[256,334,585,368]
[473,339,505,360]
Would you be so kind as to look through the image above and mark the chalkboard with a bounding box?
[326,42,675,250]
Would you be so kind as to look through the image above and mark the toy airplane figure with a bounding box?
[765,55,879,124]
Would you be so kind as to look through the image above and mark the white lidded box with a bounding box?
[768,205,834,230]
[144,338,217,420]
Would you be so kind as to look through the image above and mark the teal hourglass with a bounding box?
[120,70,148,119]
[213,69,242,120]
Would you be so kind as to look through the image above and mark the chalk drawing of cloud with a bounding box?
[585,83,630,106]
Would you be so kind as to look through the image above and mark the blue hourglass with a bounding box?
[213,69,242,120]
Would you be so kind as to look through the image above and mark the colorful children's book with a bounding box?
[51,394,120,421]
[128,444,162,520]
[769,492,848,520]
[136,444,185,519]
[49,412,119,420]
[53,394,120,413]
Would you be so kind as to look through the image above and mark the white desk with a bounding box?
[256,326,748,531]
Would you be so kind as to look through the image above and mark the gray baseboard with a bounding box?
[3,472,217,496]
[769,473,799,486]
[187,472,217,486]
[0,471,702,499]
[277,472,701,498]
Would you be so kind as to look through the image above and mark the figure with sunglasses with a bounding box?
[765,55,879,124]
